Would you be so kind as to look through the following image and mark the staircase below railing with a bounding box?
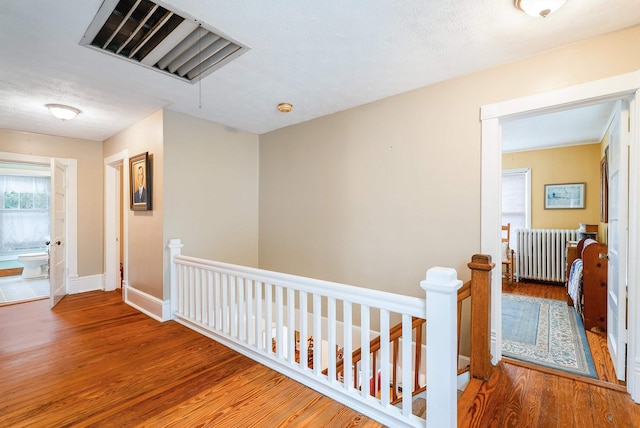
[323,254,494,414]
[327,316,426,405]
[168,239,493,428]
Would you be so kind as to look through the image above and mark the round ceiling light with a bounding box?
[515,0,566,18]
[277,103,293,113]
[46,103,82,121]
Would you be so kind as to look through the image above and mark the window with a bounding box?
[502,168,531,249]
[0,174,50,254]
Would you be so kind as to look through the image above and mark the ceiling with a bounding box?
[1,1,639,143]
[502,101,617,152]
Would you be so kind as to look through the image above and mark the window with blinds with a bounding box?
[502,168,531,249]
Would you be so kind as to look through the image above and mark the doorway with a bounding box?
[499,100,623,383]
[481,71,640,402]
[104,150,128,296]
[0,162,50,305]
[0,151,77,307]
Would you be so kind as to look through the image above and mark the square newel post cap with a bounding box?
[167,238,183,249]
[421,267,462,294]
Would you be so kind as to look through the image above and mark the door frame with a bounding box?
[104,150,129,295]
[0,151,77,294]
[480,70,640,402]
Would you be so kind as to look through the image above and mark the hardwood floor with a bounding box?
[458,279,640,427]
[0,291,383,427]
[4,285,637,427]
[458,361,640,427]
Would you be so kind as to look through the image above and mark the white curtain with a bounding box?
[0,175,50,254]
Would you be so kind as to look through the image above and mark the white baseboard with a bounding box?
[632,357,640,403]
[124,285,170,322]
[64,276,169,322]
[68,274,104,294]
[457,355,471,390]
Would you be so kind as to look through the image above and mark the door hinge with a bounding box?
[628,116,631,132]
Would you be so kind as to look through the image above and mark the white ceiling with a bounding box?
[502,101,617,153]
[1,1,639,143]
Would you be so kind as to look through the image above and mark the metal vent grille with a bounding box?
[81,0,248,83]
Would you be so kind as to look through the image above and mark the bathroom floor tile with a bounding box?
[0,277,49,305]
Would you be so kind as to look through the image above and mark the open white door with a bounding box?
[607,101,630,381]
[50,158,67,307]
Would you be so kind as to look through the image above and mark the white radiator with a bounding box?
[515,229,579,283]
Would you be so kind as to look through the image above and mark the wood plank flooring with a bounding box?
[459,361,640,427]
[0,291,383,427]
[3,285,638,427]
[457,280,640,427]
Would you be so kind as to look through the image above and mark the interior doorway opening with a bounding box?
[104,150,128,298]
[481,71,640,402]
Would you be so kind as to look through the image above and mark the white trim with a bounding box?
[68,275,80,294]
[104,150,128,292]
[457,356,471,390]
[627,92,640,400]
[481,117,503,365]
[481,70,640,121]
[66,159,78,282]
[78,274,104,293]
[481,70,640,402]
[125,285,168,322]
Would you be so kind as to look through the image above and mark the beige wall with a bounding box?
[102,109,259,300]
[503,144,601,230]
[259,25,640,302]
[163,110,259,295]
[0,129,103,277]
[103,110,164,298]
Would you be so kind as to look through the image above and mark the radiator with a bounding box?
[515,229,579,283]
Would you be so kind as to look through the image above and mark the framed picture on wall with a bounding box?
[130,152,152,211]
[544,182,585,209]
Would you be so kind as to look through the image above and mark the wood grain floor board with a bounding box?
[499,363,528,427]
[554,374,575,428]
[517,365,543,428]
[537,372,560,428]
[0,291,383,428]
[474,363,511,427]
[4,285,638,427]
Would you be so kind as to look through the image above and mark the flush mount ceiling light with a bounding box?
[515,0,566,18]
[46,104,82,121]
[277,103,293,113]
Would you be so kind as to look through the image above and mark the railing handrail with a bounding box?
[167,239,492,428]
[173,253,426,318]
[327,273,483,406]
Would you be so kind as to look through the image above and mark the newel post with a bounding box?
[468,254,494,380]
[167,238,183,320]
[422,267,463,428]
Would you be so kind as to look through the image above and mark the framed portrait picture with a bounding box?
[130,152,152,211]
[544,182,585,209]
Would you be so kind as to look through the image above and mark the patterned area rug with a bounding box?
[502,294,597,378]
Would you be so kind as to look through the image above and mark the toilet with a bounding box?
[17,252,49,279]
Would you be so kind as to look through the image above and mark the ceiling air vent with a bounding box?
[81,0,248,83]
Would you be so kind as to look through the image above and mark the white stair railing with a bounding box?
[167,238,462,428]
